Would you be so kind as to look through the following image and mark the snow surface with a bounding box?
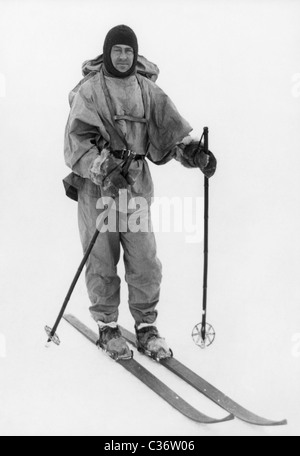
[1,0,300,436]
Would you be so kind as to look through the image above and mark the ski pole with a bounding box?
[192,127,216,349]
[45,152,136,346]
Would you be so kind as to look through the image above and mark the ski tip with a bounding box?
[240,416,288,427]
[265,418,288,427]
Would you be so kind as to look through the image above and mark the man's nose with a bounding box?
[119,50,127,60]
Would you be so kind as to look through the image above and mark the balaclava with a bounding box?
[103,25,138,78]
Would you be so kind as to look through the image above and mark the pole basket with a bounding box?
[45,326,61,346]
[192,323,216,349]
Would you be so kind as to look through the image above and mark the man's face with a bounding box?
[110,44,134,73]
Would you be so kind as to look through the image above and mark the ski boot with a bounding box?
[97,323,133,361]
[135,325,173,362]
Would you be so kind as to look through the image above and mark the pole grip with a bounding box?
[203,127,209,154]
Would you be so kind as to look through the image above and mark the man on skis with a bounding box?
[64,25,217,362]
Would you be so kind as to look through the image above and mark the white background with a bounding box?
[0,0,299,436]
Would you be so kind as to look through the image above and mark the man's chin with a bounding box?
[116,64,130,72]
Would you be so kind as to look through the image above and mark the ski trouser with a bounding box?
[78,188,162,326]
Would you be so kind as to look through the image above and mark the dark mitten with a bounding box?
[103,169,129,198]
[176,141,217,178]
[194,149,217,178]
